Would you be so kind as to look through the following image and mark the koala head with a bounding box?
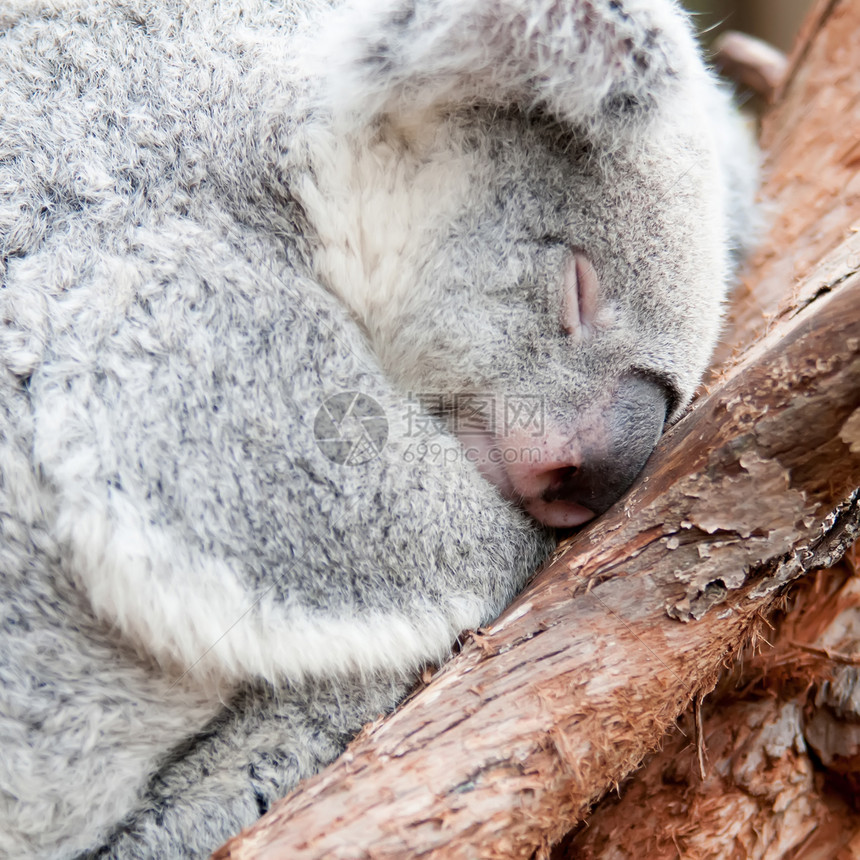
[296,0,758,527]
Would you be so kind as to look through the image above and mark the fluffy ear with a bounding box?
[311,0,703,135]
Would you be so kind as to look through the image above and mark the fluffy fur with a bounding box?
[0,0,757,856]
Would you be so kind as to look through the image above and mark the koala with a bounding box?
[0,0,757,856]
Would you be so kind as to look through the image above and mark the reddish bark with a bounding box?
[557,559,860,860]
[712,0,860,368]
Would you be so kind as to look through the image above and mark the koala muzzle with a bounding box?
[501,376,668,528]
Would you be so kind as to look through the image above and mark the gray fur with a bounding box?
[0,0,757,856]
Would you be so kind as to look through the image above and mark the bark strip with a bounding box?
[558,559,860,860]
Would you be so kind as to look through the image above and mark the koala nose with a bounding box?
[506,376,668,528]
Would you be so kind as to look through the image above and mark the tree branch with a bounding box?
[558,558,860,860]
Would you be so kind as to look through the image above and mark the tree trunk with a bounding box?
[215,1,860,857]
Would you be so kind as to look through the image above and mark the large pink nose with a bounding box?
[498,432,595,528]
[491,376,669,528]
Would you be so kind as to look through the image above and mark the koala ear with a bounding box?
[311,0,702,135]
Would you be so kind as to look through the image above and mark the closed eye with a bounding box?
[561,251,600,338]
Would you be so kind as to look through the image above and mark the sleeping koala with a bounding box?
[0,0,757,856]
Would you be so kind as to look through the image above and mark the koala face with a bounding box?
[301,105,740,528]
[380,110,729,525]
[294,0,755,529]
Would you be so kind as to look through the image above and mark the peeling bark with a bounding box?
[215,2,860,858]
[713,31,789,104]
[557,560,860,860]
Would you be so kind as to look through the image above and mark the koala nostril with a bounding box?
[516,460,594,528]
[541,464,583,504]
[549,464,578,486]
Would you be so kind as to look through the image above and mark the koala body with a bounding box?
[0,0,757,856]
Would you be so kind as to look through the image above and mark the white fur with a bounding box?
[308,0,703,136]
[61,505,485,685]
[295,120,475,348]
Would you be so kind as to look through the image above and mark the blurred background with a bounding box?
[683,0,815,52]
